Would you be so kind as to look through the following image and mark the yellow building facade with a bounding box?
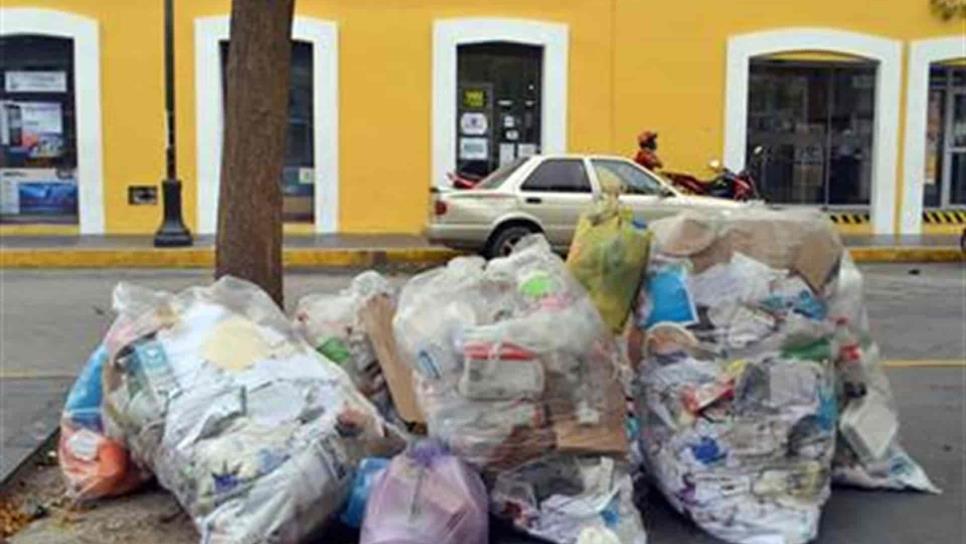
[0,0,962,236]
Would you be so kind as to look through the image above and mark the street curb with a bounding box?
[0,247,464,269]
[0,246,961,268]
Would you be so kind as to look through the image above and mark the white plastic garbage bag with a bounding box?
[393,236,646,543]
[633,209,936,544]
[99,276,406,543]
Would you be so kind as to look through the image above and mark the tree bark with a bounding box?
[215,0,294,307]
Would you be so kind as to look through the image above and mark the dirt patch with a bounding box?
[2,457,196,544]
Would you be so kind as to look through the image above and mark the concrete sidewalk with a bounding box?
[1,233,962,268]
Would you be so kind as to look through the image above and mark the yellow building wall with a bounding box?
[3,1,962,235]
[3,0,166,234]
[176,0,614,234]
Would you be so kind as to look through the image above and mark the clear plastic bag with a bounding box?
[633,209,935,544]
[491,455,647,544]
[99,275,406,543]
[393,236,646,543]
[294,271,398,419]
[360,440,488,544]
[825,254,938,492]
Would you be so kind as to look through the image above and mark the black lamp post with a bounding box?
[154,0,192,247]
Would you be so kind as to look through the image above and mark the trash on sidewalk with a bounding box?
[57,344,149,500]
[98,276,407,543]
[294,271,423,424]
[393,236,646,543]
[633,209,935,544]
[360,440,488,544]
[566,197,652,334]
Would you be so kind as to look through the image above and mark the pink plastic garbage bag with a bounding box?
[360,440,488,544]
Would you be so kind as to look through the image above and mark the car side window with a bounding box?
[591,159,663,195]
[521,159,592,193]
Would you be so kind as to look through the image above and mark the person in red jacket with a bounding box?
[634,131,663,170]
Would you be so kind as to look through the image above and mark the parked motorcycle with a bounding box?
[662,146,764,201]
[447,171,483,190]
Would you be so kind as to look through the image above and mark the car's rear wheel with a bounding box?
[485,223,539,259]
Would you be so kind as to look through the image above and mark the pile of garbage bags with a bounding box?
[393,236,646,543]
[634,209,936,544]
[89,277,404,542]
[54,206,937,544]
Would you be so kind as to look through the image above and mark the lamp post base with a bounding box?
[153,177,193,247]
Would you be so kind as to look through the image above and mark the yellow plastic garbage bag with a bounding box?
[566,198,651,333]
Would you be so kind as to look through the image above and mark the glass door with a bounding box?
[746,59,876,208]
[944,89,966,205]
[456,42,542,178]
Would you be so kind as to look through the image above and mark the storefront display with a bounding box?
[0,35,77,224]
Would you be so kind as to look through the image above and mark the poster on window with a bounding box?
[2,101,65,158]
[5,71,67,93]
[459,112,489,136]
[0,168,77,215]
[459,137,489,160]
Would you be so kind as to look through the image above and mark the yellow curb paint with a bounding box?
[0,244,960,269]
[0,247,465,268]
[847,247,963,263]
[0,224,79,236]
[881,359,966,368]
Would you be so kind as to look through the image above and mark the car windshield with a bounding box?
[474,157,529,189]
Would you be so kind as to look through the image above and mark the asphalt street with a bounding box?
[1,263,964,543]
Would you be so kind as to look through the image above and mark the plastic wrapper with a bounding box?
[634,209,936,544]
[294,271,398,420]
[491,455,647,544]
[360,440,488,544]
[825,254,938,493]
[393,236,646,543]
[566,199,652,334]
[99,276,406,543]
[58,345,149,500]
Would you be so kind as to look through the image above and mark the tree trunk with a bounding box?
[215,0,295,307]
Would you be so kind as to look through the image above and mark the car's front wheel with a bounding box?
[485,223,539,259]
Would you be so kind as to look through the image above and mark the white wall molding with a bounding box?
[725,28,902,234]
[1,8,104,233]
[195,15,339,234]
[432,17,568,188]
[902,36,965,234]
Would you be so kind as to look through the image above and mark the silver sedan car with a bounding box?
[428,154,744,258]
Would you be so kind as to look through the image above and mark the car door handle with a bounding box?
[525,197,542,204]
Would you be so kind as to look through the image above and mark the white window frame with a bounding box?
[432,18,568,189]
[724,28,902,234]
[195,15,339,234]
[1,8,104,233]
[901,37,966,234]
